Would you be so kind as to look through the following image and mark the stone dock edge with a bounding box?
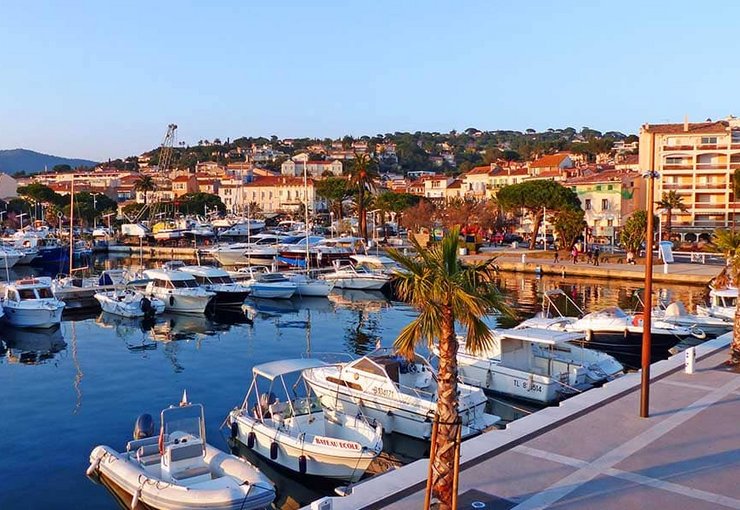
[304,334,733,510]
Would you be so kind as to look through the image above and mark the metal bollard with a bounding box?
[663,262,668,274]
[685,346,696,374]
[521,253,526,263]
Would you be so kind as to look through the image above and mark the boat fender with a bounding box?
[247,431,256,449]
[270,441,278,460]
[624,329,629,338]
[298,454,307,474]
[632,314,643,327]
[131,487,141,510]
[230,421,238,440]
[585,330,592,342]
[386,409,393,417]
[169,295,175,306]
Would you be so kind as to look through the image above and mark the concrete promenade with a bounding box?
[308,335,740,510]
[463,250,722,285]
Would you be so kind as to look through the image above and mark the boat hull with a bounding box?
[3,304,64,328]
[248,284,296,299]
[212,290,250,306]
[31,246,68,265]
[148,291,214,314]
[326,277,387,291]
[574,330,683,369]
[229,413,379,482]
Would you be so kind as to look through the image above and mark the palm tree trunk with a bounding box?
[732,299,740,365]
[665,207,671,241]
[529,210,542,250]
[432,304,460,510]
[359,188,367,241]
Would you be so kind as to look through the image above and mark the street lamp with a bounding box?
[91,192,101,228]
[640,168,660,418]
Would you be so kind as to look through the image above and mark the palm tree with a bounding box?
[133,175,157,205]
[712,229,740,365]
[387,227,512,510]
[348,153,379,241]
[656,191,687,241]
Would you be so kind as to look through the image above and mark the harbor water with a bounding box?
[0,257,709,509]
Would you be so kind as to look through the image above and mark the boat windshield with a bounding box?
[171,279,199,289]
[19,288,37,300]
[720,296,737,307]
[161,404,205,442]
[208,276,234,284]
[37,287,54,298]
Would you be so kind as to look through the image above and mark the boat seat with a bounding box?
[172,464,211,482]
[136,444,161,466]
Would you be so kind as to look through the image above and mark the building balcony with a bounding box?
[695,164,728,170]
[694,182,727,190]
[693,202,726,209]
[663,165,694,171]
[662,145,694,151]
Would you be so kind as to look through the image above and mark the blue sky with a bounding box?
[1,0,739,161]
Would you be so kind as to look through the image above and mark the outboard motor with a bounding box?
[140,296,153,317]
[133,413,155,440]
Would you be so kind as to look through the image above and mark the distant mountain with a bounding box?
[0,149,98,175]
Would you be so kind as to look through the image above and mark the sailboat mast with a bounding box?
[68,177,75,274]
[304,162,309,272]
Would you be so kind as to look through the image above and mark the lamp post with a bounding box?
[641,167,659,418]
[91,192,100,229]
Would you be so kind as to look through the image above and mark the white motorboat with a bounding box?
[94,288,166,318]
[518,289,705,368]
[228,359,383,482]
[303,349,500,439]
[696,286,736,322]
[218,219,266,238]
[283,272,334,297]
[2,277,65,328]
[143,269,216,313]
[180,265,250,306]
[207,235,284,267]
[87,394,276,510]
[321,260,391,291]
[0,246,23,268]
[350,254,403,276]
[633,291,732,337]
[14,246,40,265]
[233,267,297,299]
[446,328,623,404]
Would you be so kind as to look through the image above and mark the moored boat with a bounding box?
[321,260,391,290]
[87,394,276,510]
[143,269,216,313]
[303,348,500,439]
[94,288,166,318]
[180,265,251,306]
[2,277,65,328]
[228,359,383,482]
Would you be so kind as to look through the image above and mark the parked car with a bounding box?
[503,233,524,244]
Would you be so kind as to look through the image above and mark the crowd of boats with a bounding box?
[77,277,737,509]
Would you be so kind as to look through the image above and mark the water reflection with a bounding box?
[2,325,66,365]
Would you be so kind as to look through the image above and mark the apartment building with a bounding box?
[567,169,644,244]
[241,176,322,213]
[281,158,343,177]
[639,116,740,239]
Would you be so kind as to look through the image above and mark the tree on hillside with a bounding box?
[656,191,687,241]
[553,207,586,250]
[176,192,226,215]
[53,164,72,173]
[315,177,352,220]
[496,180,582,249]
[133,175,157,205]
[711,229,740,365]
[348,153,379,241]
[388,227,513,510]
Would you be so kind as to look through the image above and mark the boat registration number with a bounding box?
[371,386,394,398]
[514,380,542,392]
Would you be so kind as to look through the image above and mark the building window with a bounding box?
[607,219,614,227]
[665,157,685,165]
[595,185,602,191]
[701,136,718,144]
[602,199,609,210]
[607,185,613,190]
[733,131,740,144]
[585,199,592,210]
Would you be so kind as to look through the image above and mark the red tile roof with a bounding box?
[642,121,729,134]
[530,153,571,168]
[447,179,462,189]
[172,175,192,182]
[567,169,638,185]
[466,165,494,176]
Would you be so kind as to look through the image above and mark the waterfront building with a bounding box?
[567,169,644,245]
[639,116,740,240]
[281,158,342,177]
[462,164,529,200]
[171,174,198,198]
[241,176,323,213]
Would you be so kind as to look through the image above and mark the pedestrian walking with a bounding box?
[553,251,560,263]
[571,246,578,264]
[593,246,600,266]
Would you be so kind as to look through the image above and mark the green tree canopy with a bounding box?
[315,177,353,219]
[620,210,655,254]
[656,190,688,240]
[176,192,226,214]
[553,207,586,250]
[17,182,65,206]
[497,180,582,249]
[711,229,740,364]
